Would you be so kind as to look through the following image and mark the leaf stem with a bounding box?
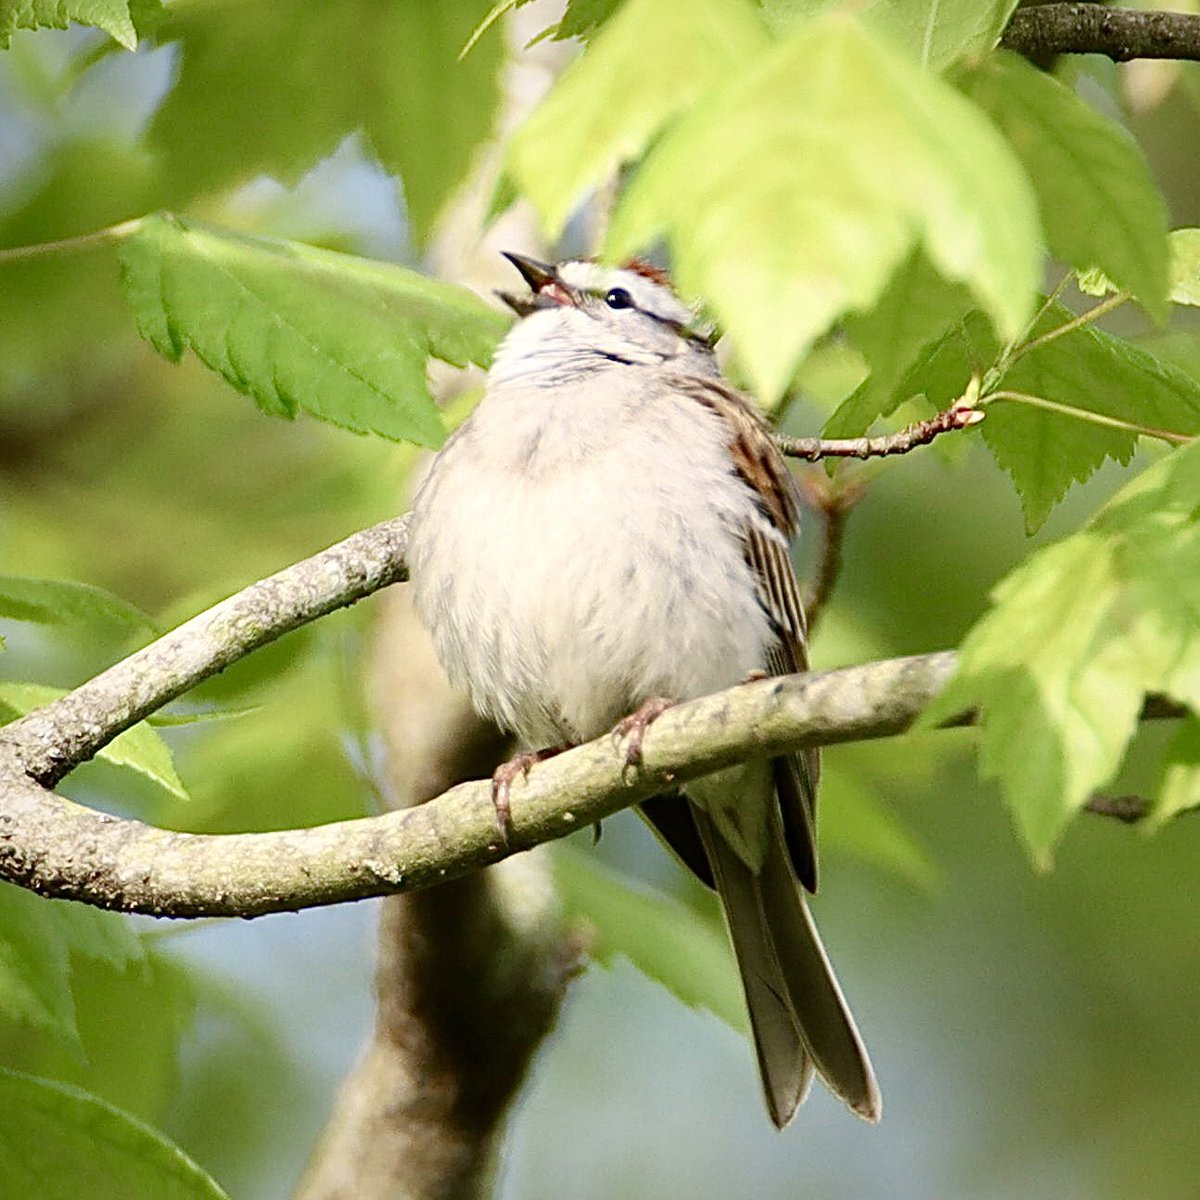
[984,390,1195,445]
[1005,291,1130,369]
[0,217,145,265]
[999,271,1072,371]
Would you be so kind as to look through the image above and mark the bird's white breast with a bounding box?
[409,368,777,747]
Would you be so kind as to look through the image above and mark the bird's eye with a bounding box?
[604,287,634,310]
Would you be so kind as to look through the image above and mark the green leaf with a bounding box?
[925,439,1200,865]
[87,723,189,806]
[956,52,1169,318]
[0,682,188,804]
[831,249,974,437]
[992,318,1200,530]
[869,0,1019,68]
[52,904,144,974]
[553,846,747,1033]
[0,886,78,1044]
[508,0,768,239]
[608,14,1041,401]
[1090,445,1200,713]
[0,949,194,1125]
[1153,717,1200,828]
[0,883,143,1047]
[0,0,136,49]
[1164,228,1200,307]
[127,0,161,38]
[760,0,1020,70]
[1080,229,1200,307]
[1136,330,1200,384]
[0,575,155,636]
[885,305,1200,529]
[554,0,626,40]
[0,1068,230,1200]
[119,213,510,447]
[146,0,503,245]
[1075,266,1114,299]
[463,0,620,51]
[145,704,258,729]
[864,309,996,421]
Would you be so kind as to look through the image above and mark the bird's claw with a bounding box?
[490,747,566,846]
[613,696,676,768]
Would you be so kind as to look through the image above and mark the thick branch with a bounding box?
[292,18,579,1197]
[0,652,964,917]
[0,515,1186,919]
[295,596,567,1200]
[1001,3,1200,63]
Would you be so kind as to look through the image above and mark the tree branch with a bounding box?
[1001,3,1200,63]
[776,403,984,462]
[295,592,570,1200]
[0,650,965,917]
[1084,793,1151,824]
[0,515,1186,920]
[0,515,411,786]
[796,473,866,634]
[291,17,580,1197]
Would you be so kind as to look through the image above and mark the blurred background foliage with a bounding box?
[1,1,1200,1198]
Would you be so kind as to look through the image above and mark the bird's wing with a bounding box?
[663,374,877,1126]
[743,523,821,891]
[672,374,821,891]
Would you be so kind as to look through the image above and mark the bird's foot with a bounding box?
[491,747,566,845]
[612,696,676,767]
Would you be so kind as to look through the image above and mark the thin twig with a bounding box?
[796,474,866,634]
[1084,793,1150,824]
[776,403,985,462]
[1002,3,1200,63]
[1083,790,1199,825]
[1003,292,1129,369]
[0,218,144,264]
[995,271,1073,378]
[985,391,1195,445]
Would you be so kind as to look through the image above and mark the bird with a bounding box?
[407,251,880,1128]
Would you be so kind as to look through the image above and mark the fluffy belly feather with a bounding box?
[412,448,773,748]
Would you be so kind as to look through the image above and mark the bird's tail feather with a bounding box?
[693,804,880,1127]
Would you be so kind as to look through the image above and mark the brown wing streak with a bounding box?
[673,375,821,892]
[745,526,821,892]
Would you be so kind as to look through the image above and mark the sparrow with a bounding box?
[407,252,880,1127]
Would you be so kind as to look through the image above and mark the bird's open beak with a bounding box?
[498,251,576,315]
